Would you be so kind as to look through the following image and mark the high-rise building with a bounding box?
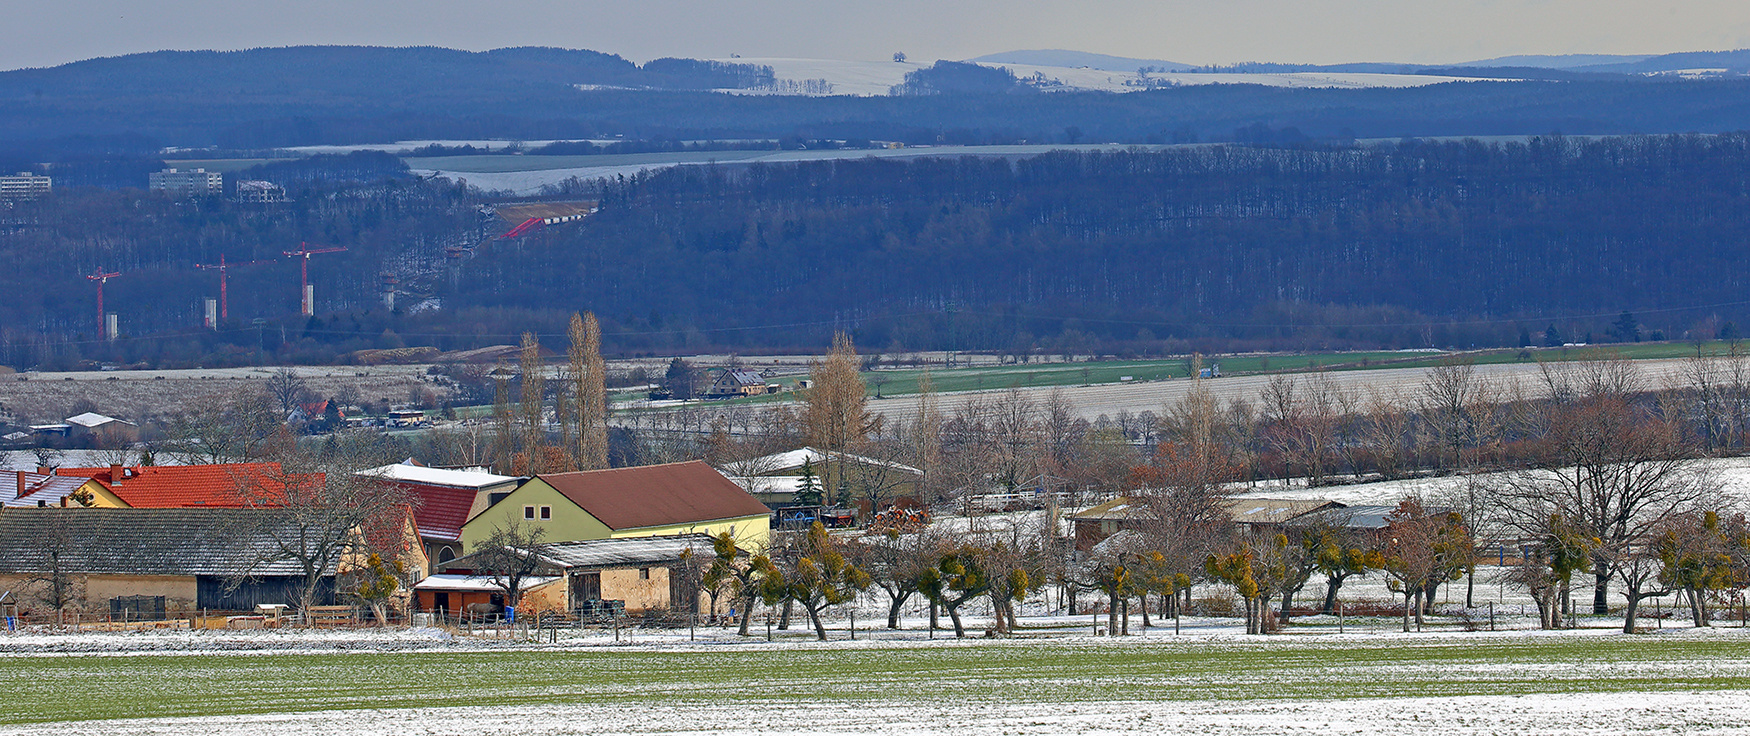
[0,172,52,201]
[148,168,224,198]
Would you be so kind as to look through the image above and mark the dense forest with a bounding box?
[3,134,1750,368]
[8,47,1750,151]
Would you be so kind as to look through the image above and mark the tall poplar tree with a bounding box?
[569,312,609,470]
[801,332,877,506]
[518,332,545,474]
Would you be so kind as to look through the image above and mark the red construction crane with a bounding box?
[194,254,271,322]
[85,269,121,340]
[282,243,347,316]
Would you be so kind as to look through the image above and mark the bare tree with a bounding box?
[1420,359,1479,470]
[517,333,546,474]
[468,520,554,610]
[231,446,412,614]
[801,332,879,506]
[569,312,609,470]
[1491,385,1717,615]
[264,368,310,417]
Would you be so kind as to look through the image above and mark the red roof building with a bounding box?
[53,463,315,508]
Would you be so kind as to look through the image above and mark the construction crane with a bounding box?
[282,243,347,316]
[85,269,121,340]
[194,254,271,323]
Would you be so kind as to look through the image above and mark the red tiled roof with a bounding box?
[539,461,769,531]
[55,464,317,508]
[376,480,477,542]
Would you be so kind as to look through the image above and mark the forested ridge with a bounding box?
[9,47,1750,151]
[3,135,1750,367]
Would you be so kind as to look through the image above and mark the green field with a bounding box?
[4,634,1747,725]
[699,341,1740,407]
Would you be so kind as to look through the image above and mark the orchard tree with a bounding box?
[919,546,993,637]
[1658,511,1745,627]
[1508,513,1597,630]
[761,522,870,640]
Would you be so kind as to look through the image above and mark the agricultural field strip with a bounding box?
[864,358,1696,424]
[3,633,1748,727]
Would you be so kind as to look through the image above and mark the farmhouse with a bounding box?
[54,463,309,508]
[357,461,524,570]
[3,471,125,508]
[427,534,713,616]
[704,369,771,399]
[0,508,344,614]
[1071,496,1345,549]
[64,412,138,447]
[459,461,769,550]
[721,446,921,508]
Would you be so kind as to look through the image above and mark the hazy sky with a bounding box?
[5,0,1750,71]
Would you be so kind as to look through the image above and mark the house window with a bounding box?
[523,505,536,520]
[639,567,651,580]
[540,505,552,520]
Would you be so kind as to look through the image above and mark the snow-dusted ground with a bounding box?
[866,357,1700,426]
[1232,456,1750,508]
[20,690,1746,736]
[6,626,1749,735]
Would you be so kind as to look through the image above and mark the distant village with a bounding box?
[0,326,1746,643]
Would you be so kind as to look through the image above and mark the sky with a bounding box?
[4,0,1750,71]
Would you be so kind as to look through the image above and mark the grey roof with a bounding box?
[442,534,714,574]
[0,508,340,577]
[2,473,91,508]
[1304,504,1399,531]
[1223,498,1344,526]
[539,535,714,570]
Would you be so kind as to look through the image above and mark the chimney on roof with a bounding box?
[15,471,23,500]
[110,463,123,486]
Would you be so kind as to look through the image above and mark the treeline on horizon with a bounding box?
[4,135,1750,369]
[9,47,1750,151]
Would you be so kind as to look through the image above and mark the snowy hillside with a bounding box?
[709,57,1504,97]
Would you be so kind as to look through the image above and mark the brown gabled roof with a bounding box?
[539,461,769,531]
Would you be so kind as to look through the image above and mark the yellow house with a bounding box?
[4,471,127,509]
[459,460,771,552]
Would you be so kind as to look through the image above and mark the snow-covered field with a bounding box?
[20,690,1748,735]
[4,626,1748,734]
[409,143,1173,195]
[866,358,1700,426]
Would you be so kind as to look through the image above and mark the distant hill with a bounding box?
[1573,49,1750,73]
[968,50,1193,72]
[5,45,1750,152]
[1456,53,1655,69]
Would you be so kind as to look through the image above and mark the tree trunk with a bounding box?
[887,591,910,629]
[948,605,965,637]
[1140,595,1151,628]
[1466,568,1475,609]
[1592,561,1611,615]
[1108,594,1119,636]
[737,594,755,636]
[1280,588,1295,623]
[807,605,827,641]
[1401,590,1413,632]
[1322,576,1342,614]
[1688,587,1707,627]
[929,600,939,631]
[779,599,793,630]
[1120,598,1129,635]
[1622,593,1641,634]
[1413,589,1425,628]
